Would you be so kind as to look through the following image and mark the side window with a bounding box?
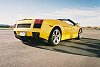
[64,20,75,26]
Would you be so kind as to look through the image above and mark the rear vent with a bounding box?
[17,24,31,28]
[33,24,42,28]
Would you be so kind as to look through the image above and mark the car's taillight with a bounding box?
[33,19,43,28]
[34,19,43,24]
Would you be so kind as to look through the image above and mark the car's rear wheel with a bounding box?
[77,29,82,40]
[48,28,61,46]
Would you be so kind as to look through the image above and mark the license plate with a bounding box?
[19,32,26,36]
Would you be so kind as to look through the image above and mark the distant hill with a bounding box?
[0,24,10,28]
[82,26,100,30]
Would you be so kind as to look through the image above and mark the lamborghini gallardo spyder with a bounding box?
[13,19,82,45]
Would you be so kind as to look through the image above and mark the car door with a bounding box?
[64,20,78,38]
[61,21,72,39]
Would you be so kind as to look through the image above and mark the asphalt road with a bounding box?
[0,30,100,67]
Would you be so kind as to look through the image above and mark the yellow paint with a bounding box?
[13,19,81,40]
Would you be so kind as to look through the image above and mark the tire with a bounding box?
[48,28,61,46]
[77,29,82,40]
[20,37,28,43]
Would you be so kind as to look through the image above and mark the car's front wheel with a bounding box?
[48,28,61,46]
[77,29,82,40]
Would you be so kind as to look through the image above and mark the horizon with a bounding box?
[0,0,100,26]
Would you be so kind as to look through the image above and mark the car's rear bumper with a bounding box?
[14,31,48,43]
[14,31,40,40]
[13,27,41,36]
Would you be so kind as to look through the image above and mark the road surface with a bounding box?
[0,30,100,67]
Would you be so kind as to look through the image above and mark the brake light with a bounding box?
[34,19,43,24]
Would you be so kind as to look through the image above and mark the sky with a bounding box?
[0,0,100,26]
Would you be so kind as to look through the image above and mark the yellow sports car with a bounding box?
[13,19,82,45]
